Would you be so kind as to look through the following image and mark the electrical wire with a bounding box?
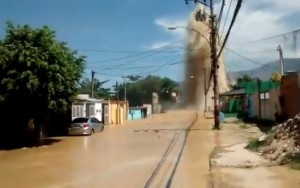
[236,28,300,44]
[102,47,178,69]
[77,49,179,54]
[220,0,233,39]
[87,44,177,64]
[217,0,243,59]
[86,54,179,69]
[217,0,226,30]
[225,47,274,71]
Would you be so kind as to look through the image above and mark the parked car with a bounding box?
[68,117,104,136]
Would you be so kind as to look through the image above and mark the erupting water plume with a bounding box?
[184,6,229,110]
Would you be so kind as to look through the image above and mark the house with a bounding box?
[220,81,280,121]
[72,94,104,121]
[102,100,129,125]
[280,71,300,119]
[220,88,247,118]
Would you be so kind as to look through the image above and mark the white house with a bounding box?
[72,94,104,121]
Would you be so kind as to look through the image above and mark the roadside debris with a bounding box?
[246,113,300,169]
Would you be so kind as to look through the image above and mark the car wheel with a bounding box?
[90,129,94,135]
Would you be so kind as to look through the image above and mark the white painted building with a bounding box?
[72,94,104,122]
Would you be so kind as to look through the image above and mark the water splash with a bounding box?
[184,6,229,110]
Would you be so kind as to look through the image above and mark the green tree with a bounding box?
[232,74,253,89]
[78,77,111,98]
[0,22,85,143]
[116,75,178,107]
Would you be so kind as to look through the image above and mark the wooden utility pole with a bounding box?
[116,81,120,124]
[277,45,284,75]
[91,70,96,98]
[122,76,127,101]
[204,68,208,112]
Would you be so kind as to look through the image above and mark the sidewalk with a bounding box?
[211,122,300,188]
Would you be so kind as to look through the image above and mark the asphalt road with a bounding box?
[0,111,216,188]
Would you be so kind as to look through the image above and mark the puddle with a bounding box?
[212,143,272,168]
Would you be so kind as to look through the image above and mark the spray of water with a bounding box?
[184,6,229,110]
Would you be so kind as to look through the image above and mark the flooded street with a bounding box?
[0,111,300,188]
[0,111,214,188]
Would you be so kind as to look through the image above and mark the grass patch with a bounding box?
[246,138,266,151]
[283,153,300,170]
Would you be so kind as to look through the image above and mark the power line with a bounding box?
[236,27,300,44]
[86,54,179,69]
[87,44,177,64]
[217,0,226,29]
[220,0,233,39]
[225,47,273,70]
[135,61,183,76]
[217,0,243,59]
[91,53,182,75]
[77,49,180,54]
[102,47,178,69]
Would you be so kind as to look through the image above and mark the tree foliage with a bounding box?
[78,77,111,99]
[116,75,178,107]
[0,22,85,113]
[270,72,282,82]
[232,74,253,89]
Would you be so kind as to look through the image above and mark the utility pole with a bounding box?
[209,0,220,130]
[122,76,127,101]
[277,45,284,75]
[91,70,96,98]
[185,0,220,129]
[204,68,208,112]
[116,81,120,124]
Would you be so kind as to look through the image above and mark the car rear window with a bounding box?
[72,117,89,123]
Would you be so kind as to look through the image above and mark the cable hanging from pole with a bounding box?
[216,0,243,60]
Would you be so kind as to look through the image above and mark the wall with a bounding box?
[252,88,280,121]
[108,100,128,125]
[281,73,300,118]
[128,109,143,120]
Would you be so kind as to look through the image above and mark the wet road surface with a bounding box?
[0,111,216,188]
[1,111,299,188]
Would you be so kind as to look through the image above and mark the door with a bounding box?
[103,104,109,125]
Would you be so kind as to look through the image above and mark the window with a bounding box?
[91,118,100,123]
[71,117,89,123]
[260,92,270,100]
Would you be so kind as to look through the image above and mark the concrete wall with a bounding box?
[281,73,300,118]
[108,100,128,125]
[128,109,143,120]
[252,88,280,121]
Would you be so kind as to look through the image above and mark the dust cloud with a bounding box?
[184,6,228,110]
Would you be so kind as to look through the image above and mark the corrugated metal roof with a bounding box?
[74,98,104,103]
[220,88,246,96]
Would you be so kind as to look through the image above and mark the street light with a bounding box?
[167,26,210,44]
